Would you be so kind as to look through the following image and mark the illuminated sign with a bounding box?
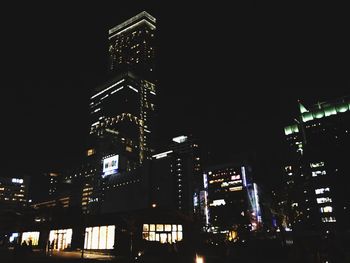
[172,135,188,143]
[102,155,119,177]
[12,178,23,184]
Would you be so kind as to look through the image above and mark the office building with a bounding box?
[150,135,202,217]
[89,11,157,167]
[283,97,350,235]
[0,176,29,211]
[203,163,262,237]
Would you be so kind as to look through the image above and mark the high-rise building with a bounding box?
[108,11,156,81]
[0,176,29,211]
[203,163,262,236]
[89,11,157,167]
[150,135,202,217]
[283,97,350,235]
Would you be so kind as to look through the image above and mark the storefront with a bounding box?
[84,225,115,250]
[142,223,183,244]
[21,231,40,246]
[49,229,73,250]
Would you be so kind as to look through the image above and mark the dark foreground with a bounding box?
[1,239,350,263]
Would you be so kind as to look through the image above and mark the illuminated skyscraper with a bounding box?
[108,11,156,81]
[283,97,350,235]
[89,11,157,167]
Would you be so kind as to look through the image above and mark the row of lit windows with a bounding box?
[142,224,183,244]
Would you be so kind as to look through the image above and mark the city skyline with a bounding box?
[1,3,349,189]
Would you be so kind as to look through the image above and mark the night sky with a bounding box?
[1,2,349,189]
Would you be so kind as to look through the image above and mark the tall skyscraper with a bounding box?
[283,97,350,235]
[89,11,157,167]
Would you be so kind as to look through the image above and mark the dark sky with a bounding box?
[1,2,349,188]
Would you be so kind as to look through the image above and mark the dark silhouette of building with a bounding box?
[283,97,350,237]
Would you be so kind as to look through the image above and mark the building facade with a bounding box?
[203,163,262,237]
[283,97,350,236]
[150,135,203,217]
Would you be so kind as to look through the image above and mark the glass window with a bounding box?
[156,224,164,232]
[84,225,115,250]
[164,225,171,232]
[143,224,149,232]
[150,224,155,231]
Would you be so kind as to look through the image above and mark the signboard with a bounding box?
[103,155,119,177]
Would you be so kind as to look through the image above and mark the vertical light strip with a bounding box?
[241,166,247,187]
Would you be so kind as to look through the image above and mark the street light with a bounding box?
[195,254,204,263]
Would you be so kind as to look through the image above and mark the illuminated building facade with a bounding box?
[284,97,350,235]
[89,11,157,167]
[150,135,203,217]
[203,163,262,234]
[0,176,29,211]
[89,72,156,166]
[108,11,156,81]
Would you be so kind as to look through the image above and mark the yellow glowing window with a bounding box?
[156,224,164,231]
[84,225,115,250]
[164,225,171,232]
[87,149,95,156]
[143,224,149,232]
[22,232,40,246]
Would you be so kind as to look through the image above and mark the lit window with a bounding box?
[310,162,325,168]
[316,197,332,204]
[321,217,336,223]
[84,225,115,250]
[312,170,326,177]
[320,206,333,213]
[315,188,330,195]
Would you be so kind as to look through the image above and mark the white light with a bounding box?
[91,79,124,99]
[91,121,99,126]
[172,135,188,143]
[128,85,139,92]
[111,86,124,94]
[94,108,101,113]
[152,150,173,159]
[12,178,23,184]
[109,19,155,39]
[150,91,156,95]
[210,199,226,206]
[241,166,247,186]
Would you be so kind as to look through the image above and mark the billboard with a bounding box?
[103,155,119,177]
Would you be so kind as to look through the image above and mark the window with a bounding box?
[321,217,336,223]
[142,224,183,244]
[315,188,330,195]
[320,206,333,213]
[84,225,115,250]
[49,229,73,250]
[22,232,40,246]
[316,197,332,204]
